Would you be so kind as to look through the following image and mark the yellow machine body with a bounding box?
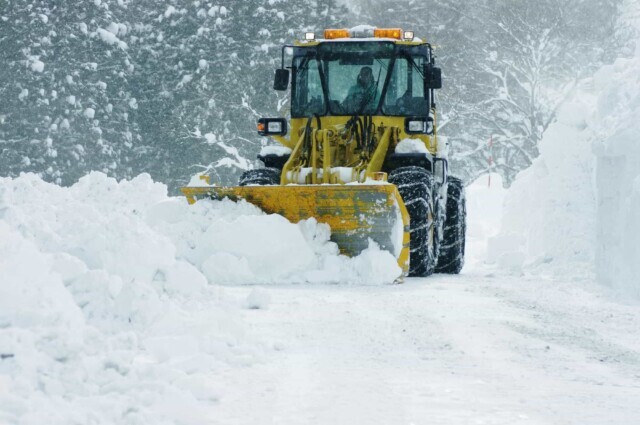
[182,31,440,276]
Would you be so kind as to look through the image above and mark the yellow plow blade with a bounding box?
[181,185,410,275]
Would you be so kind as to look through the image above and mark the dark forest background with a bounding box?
[0,0,630,191]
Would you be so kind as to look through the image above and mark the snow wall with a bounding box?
[490,45,640,297]
[592,55,640,298]
[488,93,597,278]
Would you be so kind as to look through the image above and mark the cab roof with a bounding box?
[294,25,427,47]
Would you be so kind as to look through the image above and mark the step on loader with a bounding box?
[182,26,466,277]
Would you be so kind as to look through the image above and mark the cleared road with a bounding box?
[214,270,640,425]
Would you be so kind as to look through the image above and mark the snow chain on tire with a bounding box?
[388,166,437,277]
[238,168,281,186]
[435,176,466,274]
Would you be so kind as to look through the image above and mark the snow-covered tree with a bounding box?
[0,0,625,189]
[0,0,139,185]
[0,0,348,191]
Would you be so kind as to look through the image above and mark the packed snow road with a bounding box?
[215,272,640,425]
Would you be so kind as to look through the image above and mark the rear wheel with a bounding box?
[436,177,466,274]
[388,166,437,277]
[238,168,280,186]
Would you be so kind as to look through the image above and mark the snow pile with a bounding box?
[0,172,400,424]
[487,91,597,277]
[0,174,260,425]
[592,55,640,297]
[146,196,400,286]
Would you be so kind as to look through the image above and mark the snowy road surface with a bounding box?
[215,272,640,425]
[2,174,639,425]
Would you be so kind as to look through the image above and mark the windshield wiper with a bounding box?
[405,55,425,79]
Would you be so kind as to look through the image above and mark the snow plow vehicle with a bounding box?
[182,26,466,277]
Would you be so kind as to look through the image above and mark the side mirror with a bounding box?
[274,69,290,91]
[258,118,288,136]
[405,116,434,135]
[433,158,448,185]
[425,66,442,89]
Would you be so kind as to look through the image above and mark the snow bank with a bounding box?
[0,174,257,424]
[464,173,507,271]
[592,55,640,297]
[0,172,400,424]
[487,91,597,277]
[489,43,640,297]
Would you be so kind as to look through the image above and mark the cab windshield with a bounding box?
[291,42,428,117]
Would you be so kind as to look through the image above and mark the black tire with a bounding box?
[436,176,466,274]
[238,168,280,186]
[388,166,437,277]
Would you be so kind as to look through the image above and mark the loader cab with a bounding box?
[270,27,442,154]
[289,41,435,119]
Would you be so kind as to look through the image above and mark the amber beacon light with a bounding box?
[323,28,350,39]
[373,28,402,39]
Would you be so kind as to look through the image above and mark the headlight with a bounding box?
[407,120,425,133]
[257,118,288,136]
[267,121,282,133]
[404,117,434,135]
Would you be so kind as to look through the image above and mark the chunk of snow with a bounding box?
[245,288,271,310]
[164,6,176,18]
[30,59,45,73]
[83,108,95,119]
[106,22,119,35]
[97,28,128,50]
[186,173,214,187]
[97,28,117,44]
[260,145,292,157]
[395,138,429,154]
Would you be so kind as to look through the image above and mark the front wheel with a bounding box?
[238,168,281,186]
[388,166,437,277]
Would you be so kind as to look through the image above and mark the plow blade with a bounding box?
[182,185,410,275]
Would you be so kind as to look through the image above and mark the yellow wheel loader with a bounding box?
[182,26,466,277]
